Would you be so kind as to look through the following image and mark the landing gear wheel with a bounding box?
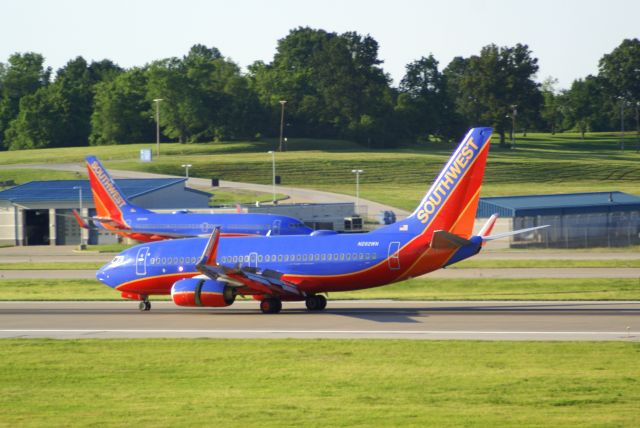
[260,298,282,314]
[138,300,151,311]
[305,295,327,311]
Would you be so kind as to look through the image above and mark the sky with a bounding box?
[2,0,639,90]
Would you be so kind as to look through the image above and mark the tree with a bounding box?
[146,44,257,143]
[90,68,154,145]
[250,28,394,146]
[0,52,51,149]
[563,76,604,138]
[5,56,122,149]
[599,38,640,102]
[540,76,562,134]
[451,44,543,145]
[397,54,458,141]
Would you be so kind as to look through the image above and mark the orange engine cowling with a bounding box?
[171,278,236,307]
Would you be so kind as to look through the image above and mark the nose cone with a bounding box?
[96,261,120,289]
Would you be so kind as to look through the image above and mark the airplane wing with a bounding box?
[195,227,305,298]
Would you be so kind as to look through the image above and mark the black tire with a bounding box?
[260,298,282,314]
[306,296,326,311]
[138,301,147,311]
[144,301,151,311]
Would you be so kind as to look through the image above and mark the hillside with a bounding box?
[1,133,639,211]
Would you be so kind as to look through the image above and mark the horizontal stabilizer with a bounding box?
[482,225,549,241]
[430,230,473,250]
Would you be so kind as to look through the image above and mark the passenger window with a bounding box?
[278,255,283,262]
[258,255,263,262]
[302,254,308,261]
[296,254,301,261]
[284,255,289,262]
[314,254,320,261]
[179,257,184,264]
[321,254,326,261]
[340,253,345,261]
[244,256,250,263]
[359,253,364,260]
[162,258,166,264]
[346,254,351,261]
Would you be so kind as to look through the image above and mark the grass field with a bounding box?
[0,340,638,427]
[1,132,639,211]
[1,277,638,301]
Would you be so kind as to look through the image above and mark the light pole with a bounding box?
[619,96,625,151]
[351,169,363,215]
[73,185,86,248]
[510,105,518,149]
[181,164,192,179]
[268,151,276,203]
[636,101,640,152]
[278,100,287,152]
[153,98,163,157]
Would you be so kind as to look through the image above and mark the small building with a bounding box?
[0,179,211,246]
[477,192,640,248]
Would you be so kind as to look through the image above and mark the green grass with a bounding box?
[205,188,289,206]
[1,133,640,211]
[0,263,103,270]
[1,278,638,301]
[83,244,132,253]
[0,168,84,186]
[0,340,638,427]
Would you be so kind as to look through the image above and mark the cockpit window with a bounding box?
[111,255,125,266]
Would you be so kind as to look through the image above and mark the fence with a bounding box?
[511,211,640,248]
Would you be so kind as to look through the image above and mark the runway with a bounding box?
[1,300,638,341]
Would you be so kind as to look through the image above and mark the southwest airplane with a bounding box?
[79,155,313,242]
[97,127,547,312]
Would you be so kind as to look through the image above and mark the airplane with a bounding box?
[79,155,313,242]
[96,127,548,312]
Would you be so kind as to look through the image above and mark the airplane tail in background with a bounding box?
[85,156,150,227]
[385,127,493,239]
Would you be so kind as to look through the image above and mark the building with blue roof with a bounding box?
[0,179,211,246]
[477,192,640,248]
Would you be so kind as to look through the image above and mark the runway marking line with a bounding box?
[0,329,637,336]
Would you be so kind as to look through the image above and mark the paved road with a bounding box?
[1,267,638,280]
[0,300,637,341]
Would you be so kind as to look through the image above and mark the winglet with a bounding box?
[196,226,222,269]
[72,209,89,229]
[478,214,498,237]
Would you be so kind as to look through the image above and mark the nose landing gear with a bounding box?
[138,297,151,311]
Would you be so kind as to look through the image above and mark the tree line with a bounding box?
[0,28,638,151]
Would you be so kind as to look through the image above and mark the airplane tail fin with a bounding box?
[85,156,148,227]
[384,127,492,239]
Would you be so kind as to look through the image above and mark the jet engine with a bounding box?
[171,278,236,307]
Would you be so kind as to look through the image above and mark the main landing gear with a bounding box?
[305,295,327,311]
[138,297,151,312]
[260,298,282,314]
[259,295,327,314]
